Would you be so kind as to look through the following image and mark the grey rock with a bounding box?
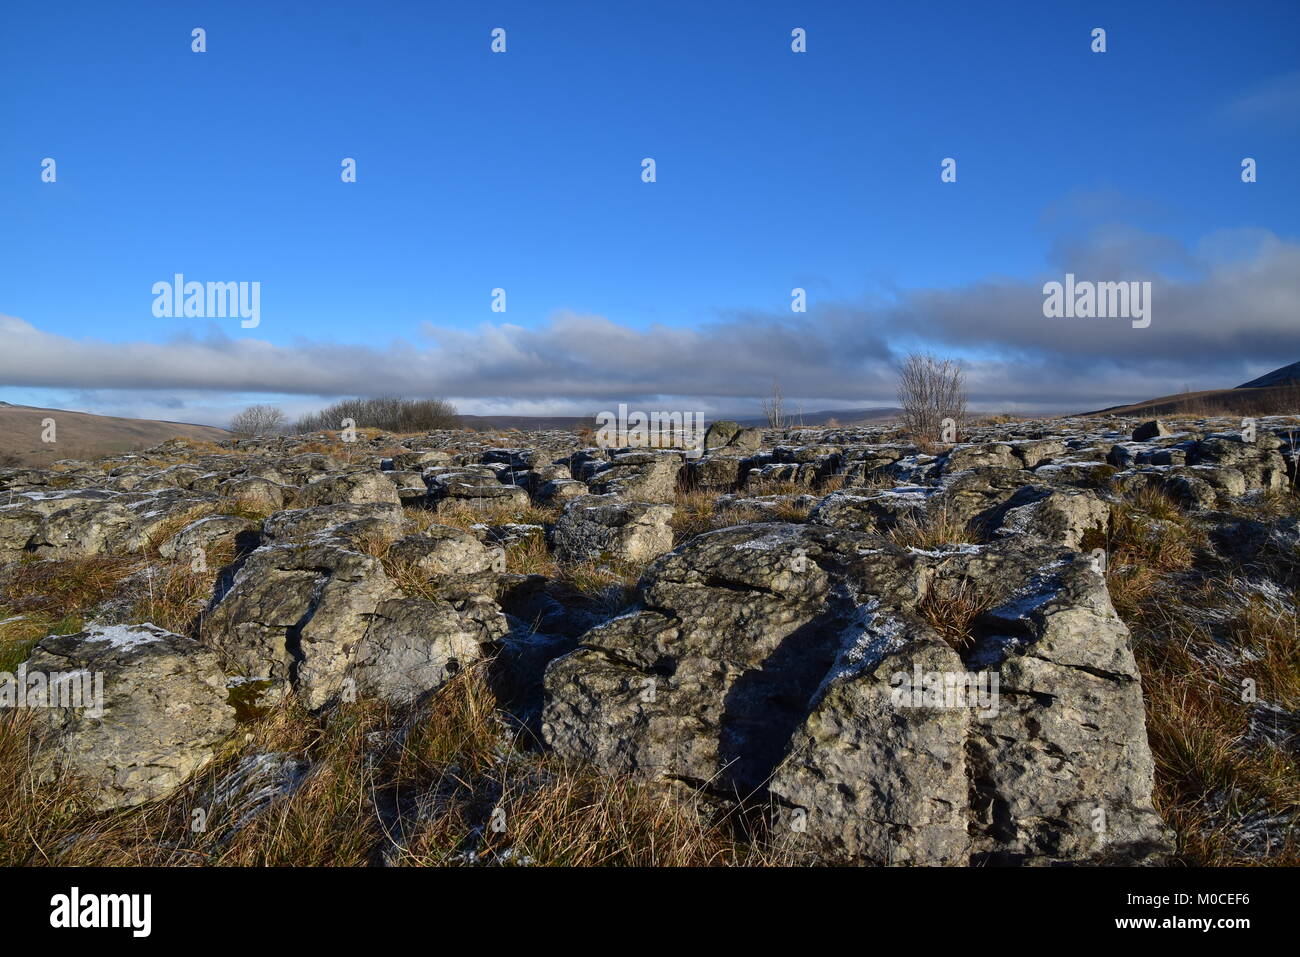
[201,541,401,709]
[550,495,674,564]
[1132,419,1171,442]
[296,470,402,508]
[542,523,1173,865]
[23,624,235,809]
[349,596,508,704]
[587,452,681,503]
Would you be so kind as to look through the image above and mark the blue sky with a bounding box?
[2,0,1298,424]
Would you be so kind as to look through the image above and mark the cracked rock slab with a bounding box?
[542,523,1173,864]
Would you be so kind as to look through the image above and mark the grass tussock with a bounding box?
[432,499,559,533]
[0,534,241,649]
[917,576,992,654]
[1104,487,1206,621]
[0,710,103,865]
[672,487,812,542]
[0,555,138,621]
[887,504,975,550]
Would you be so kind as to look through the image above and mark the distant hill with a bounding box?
[1082,360,1300,417]
[0,404,229,466]
[1238,361,1300,389]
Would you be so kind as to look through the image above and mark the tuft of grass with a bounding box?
[559,561,641,615]
[129,563,221,638]
[0,610,85,674]
[0,555,138,622]
[1104,487,1205,621]
[140,503,220,558]
[672,488,724,540]
[502,531,555,577]
[673,487,813,543]
[1113,542,1300,864]
[434,499,559,533]
[916,576,992,654]
[887,504,974,550]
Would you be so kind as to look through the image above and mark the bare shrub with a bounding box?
[896,353,966,444]
[761,380,787,429]
[230,404,286,438]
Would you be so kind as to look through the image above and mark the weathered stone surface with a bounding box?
[977,485,1109,549]
[1132,419,1171,441]
[5,491,135,558]
[535,477,588,503]
[388,525,500,576]
[383,469,431,504]
[22,624,235,809]
[771,635,971,865]
[224,476,286,512]
[964,556,1174,864]
[296,470,402,507]
[942,442,1022,473]
[159,514,261,562]
[703,420,742,451]
[687,454,746,491]
[545,525,850,794]
[390,449,453,470]
[586,452,681,503]
[201,542,400,709]
[550,495,674,564]
[543,524,1173,865]
[261,502,406,544]
[386,526,503,599]
[349,596,507,704]
[810,486,934,532]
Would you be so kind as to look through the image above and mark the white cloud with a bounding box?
[2,225,1298,422]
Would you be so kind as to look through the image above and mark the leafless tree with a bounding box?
[762,380,787,429]
[230,404,287,438]
[897,353,966,444]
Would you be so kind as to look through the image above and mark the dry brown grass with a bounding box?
[969,413,1023,426]
[1101,483,1300,865]
[672,488,724,540]
[1134,600,1300,865]
[0,666,785,866]
[1227,590,1300,713]
[1103,487,1205,621]
[139,502,223,557]
[433,499,559,533]
[130,560,229,638]
[917,576,992,654]
[886,504,975,550]
[0,555,138,624]
[0,710,102,865]
[0,613,82,674]
[0,531,243,649]
[673,486,813,542]
[501,530,555,577]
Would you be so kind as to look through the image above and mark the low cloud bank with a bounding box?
[3,226,1297,423]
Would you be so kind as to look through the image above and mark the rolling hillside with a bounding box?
[1083,362,1300,417]
[0,402,229,466]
